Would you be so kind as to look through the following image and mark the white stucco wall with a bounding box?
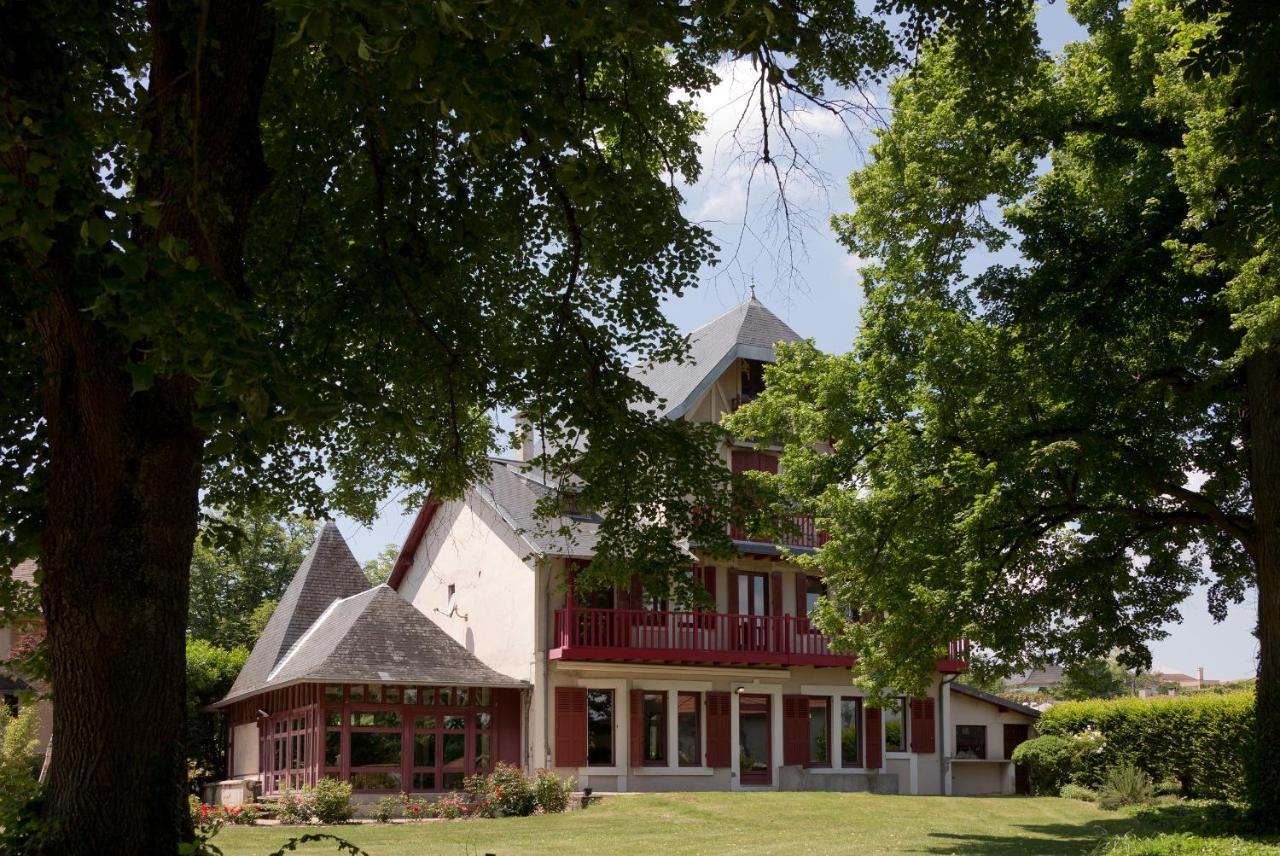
[397,493,537,683]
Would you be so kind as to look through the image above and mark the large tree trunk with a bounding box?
[17,2,275,851]
[1248,347,1280,826]
[35,294,203,853]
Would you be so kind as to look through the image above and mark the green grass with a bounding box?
[213,792,1157,856]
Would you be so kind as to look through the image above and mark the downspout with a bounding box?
[939,674,956,796]
[541,558,552,770]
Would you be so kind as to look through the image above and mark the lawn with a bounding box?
[213,792,1157,856]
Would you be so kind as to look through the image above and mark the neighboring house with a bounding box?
[213,296,1037,800]
[1144,669,1218,691]
[1,560,53,757]
[1005,666,1066,693]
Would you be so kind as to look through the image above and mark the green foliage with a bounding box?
[185,639,248,792]
[1099,834,1280,856]
[189,510,315,650]
[369,796,399,823]
[307,778,354,825]
[1037,692,1254,800]
[1099,764,1157,811]
[0,704,41,848]
[726,6,1278,815]
[465,761,536,817]
[1060,783,1097,802]
[1061,659,1132,700]
[361,545,399,587]
[531,769,576,814]
[275,789,310,825]
[1012,735,1080,796]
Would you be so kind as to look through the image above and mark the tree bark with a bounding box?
[35,295,203,853]
[1247,347,1280,827]
[21,2,275,851]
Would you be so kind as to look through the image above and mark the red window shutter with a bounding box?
[910,698,936,754]
[782,695,809,765]
[731,450,779,474]
[770,571,783,616]
[796,574,807,619]
[630,689,644,767]
[865,706,883,769]
[726,570,740,614]
[554,687,587,768]
[705,692,731,767]
[703,566,717,606]
[757,453,779,474]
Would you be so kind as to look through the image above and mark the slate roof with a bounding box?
[222,522,378,702]
[630,296,802,418]
[468,297,801,558]
[475,458,603,558]
[216,524,524,707]
[951,682,1042,718]
[1006,665,1066,688]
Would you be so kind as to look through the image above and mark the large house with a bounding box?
[213,297,1038,800]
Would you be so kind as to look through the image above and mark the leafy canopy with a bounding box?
[728,0,1275,694]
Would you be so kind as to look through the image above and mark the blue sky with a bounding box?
[336,2,1259,682]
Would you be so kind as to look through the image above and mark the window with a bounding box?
[677,693,700,767]
[840,697,862,768]
[806,697,830,766]
[884,697,908,753]
[586,689,614,766]
[803,576,826,630]
[642,584,668,613]
[956,725,987,760]
[740,359,766,402]
[641,692,666,765]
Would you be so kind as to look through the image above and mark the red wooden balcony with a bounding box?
[728,513,831,549]
[937,639,970,674]
[550,607,855,668]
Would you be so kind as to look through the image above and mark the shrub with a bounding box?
[275,788,310,824]
[1099,833,1280,855]
[1035,691,1252,800]
[370,795,400,823]
[1012,735,1079,795]
[531,769,575,814]
[429,792,471,819]
[1060,783,1097,802]
[223,804,259,825]
[1098,764,1157,811]
[308,777,354,824]
[1155,778,1182,797]
[400,793,427,821]
[489,762,536,817]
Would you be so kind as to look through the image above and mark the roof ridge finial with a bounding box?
[749,278,757,300]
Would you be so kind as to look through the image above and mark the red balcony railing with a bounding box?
[550,607,854,667]
[728,513,831,549]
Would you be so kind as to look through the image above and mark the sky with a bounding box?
[335,2,1259,682]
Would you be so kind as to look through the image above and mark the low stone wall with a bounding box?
[777,765,899,793]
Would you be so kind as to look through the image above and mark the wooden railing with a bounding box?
[550,607,853,667]
[728,512,831,549]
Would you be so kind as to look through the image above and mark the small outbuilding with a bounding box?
[206,523,528,804]
[945,682,1040,796]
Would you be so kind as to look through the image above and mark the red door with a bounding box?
[1004,724,1031,794]
[739,694,772,785]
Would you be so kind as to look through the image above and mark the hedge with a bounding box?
[1036,692,1254,801]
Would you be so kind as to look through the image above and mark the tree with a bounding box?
[729,0,1280,822]
[189,511,314,649]
[1059,659,1129,701]
[184,639,247,793]
[362,544,399,587]
[0,0,1036,849]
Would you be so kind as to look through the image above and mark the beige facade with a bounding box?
[945,687,1038,795]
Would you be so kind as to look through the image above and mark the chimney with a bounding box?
[1197,666,1205,688]
[514,413,535,462]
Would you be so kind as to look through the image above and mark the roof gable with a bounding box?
[225,522,370,700]
[630,297,802,419]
